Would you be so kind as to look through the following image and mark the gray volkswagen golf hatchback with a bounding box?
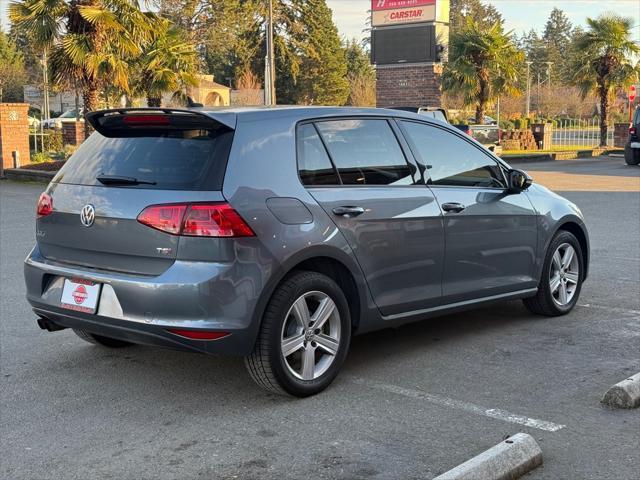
[25,107,589,396]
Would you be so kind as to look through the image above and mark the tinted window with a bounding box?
[54,128,233,190]
[297,124,340,186]
[401,121,505,188]
[315,119,414,185]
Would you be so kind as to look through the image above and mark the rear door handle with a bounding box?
[441,202,466,213]
[332,206,365,218]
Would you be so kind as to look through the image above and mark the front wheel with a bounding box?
[245,271,351,397]
[523,231,584,316]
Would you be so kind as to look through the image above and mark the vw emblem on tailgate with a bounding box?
[80,204,95,227]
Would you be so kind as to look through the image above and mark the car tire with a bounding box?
[523,230,584,316]
[73,329,133,348]
[624,145,640,165]
[245,271,351,397]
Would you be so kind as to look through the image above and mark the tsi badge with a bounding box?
[80,204,95,227]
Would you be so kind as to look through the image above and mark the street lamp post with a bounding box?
[264,0,276,106]
[525,61,533,118]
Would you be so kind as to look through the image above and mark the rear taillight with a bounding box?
[630,126,637,136]
[137,204,186,235]
[137,203,255,238]
[36,192,53,217]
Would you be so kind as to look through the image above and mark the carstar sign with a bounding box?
[371,0,435,12]
[372,5,436,26]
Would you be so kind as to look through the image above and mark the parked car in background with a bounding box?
[388,106,449,123]
[41,109,84,129]
[454,123,502,154]
[468,115,497,125]
[624,106,640,165]
[26,106,589,397]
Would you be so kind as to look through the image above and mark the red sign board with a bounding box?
[630,85,636,102]
[371,0,435,12]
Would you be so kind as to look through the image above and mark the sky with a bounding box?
[326,0,640,41]
[2,0,638,41]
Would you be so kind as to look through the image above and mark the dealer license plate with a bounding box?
[60,278,101,314]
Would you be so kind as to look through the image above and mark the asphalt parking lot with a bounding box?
[1,156,639,480]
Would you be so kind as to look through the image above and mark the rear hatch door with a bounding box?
[38,109,235,276]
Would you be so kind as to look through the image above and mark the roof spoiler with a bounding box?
[85,108,236,137]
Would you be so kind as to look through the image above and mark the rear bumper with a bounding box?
[24,245,264,355]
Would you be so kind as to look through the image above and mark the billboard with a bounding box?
[371,0,435,11]
[371,24,437,65]
[372,5,436,26]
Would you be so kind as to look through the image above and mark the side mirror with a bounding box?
[508,169,533,193]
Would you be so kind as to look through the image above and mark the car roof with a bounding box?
[194,105,447,129]
[89,105,450,132]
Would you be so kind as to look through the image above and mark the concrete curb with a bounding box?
[4,168,55,183]
[601,372,640,409]
[433,433,543,480]
[502,148,623,163]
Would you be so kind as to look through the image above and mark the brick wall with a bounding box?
[62,121,86,146]
[376,63,442,108]
[0,103,30,172]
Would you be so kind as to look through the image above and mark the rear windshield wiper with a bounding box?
[96,174,157,186]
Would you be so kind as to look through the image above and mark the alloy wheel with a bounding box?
[549,243,580,307]
[280,291,341,381]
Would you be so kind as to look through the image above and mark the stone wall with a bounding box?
[376,63,442,108]
[0,103,30,173]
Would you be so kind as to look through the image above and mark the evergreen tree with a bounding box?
[286,0,349,105]
[543,8,572,83]
[0,30,27,102]
[344,39,375,106]
[450,0,503,33]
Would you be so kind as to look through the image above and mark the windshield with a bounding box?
[59,110,79,119]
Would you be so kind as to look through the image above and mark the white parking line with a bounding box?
[348,376,565,432]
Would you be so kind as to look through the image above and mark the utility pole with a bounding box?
[545,61,553,90]
[525,61,533,117]
[264,0,276,106]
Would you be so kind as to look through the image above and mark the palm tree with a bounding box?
[9,0,153,136]
[442,19,524,124]
[570,15,639,146]
[134,18,199,107]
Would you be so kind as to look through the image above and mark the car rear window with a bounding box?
[53,128,233,190]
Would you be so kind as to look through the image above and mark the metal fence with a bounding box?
[551,117,614,148]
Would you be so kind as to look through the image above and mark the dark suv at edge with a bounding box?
[25,107,589,396]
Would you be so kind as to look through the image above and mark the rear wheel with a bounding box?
[624,145,640,165]
[73,329,133,348]
[245,271,351,397]
[523,231,584,316]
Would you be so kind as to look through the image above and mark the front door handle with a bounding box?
[332,206,365,218]
[441,202,466,213]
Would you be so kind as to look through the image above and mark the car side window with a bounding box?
[315,119,416,185]
[400,121,506,188]
[297,123,341,186]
